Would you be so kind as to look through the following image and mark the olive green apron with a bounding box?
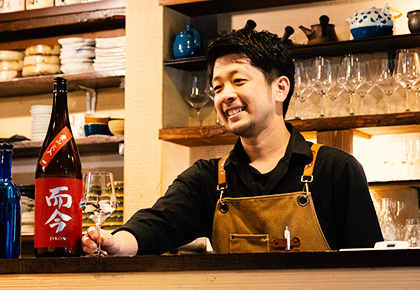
[212,143,331,253]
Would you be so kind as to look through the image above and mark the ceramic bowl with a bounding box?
[84,114,110,125]
[408,10,420,34]
[108,119,124,136]
[84,123,112,137]
[350,25,393,39]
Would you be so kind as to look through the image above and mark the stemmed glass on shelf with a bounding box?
[183,72,212,126]
[80,171,118,256]
[355,60,372,115]
[394,48,420,112]
[376,57,399,113]
[338,54,365,115]
[311,56,333,117]
[293,60,311,119]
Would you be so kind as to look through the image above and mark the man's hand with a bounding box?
[82,227,138,256]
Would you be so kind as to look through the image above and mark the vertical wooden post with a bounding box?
[316,130,353,154]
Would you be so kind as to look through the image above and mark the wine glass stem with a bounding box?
[349,92,354,116]
[96,223,101,254]
[319,92,326,117]
[405,87,411,112]
[196,109,202,126]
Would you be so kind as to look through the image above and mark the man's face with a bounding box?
[212,54,284,137]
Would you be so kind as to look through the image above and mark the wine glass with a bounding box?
[338,54,364,116]
[293,60,310,119]
[184,72,212,126]
[311,56,333,117]
[80,171,117,256]
[376,57,399,113]
[395,48,420,112]
[355,60,372,115]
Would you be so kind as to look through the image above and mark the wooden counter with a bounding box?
[2,250,420,289]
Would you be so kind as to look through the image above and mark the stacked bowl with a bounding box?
[84,114,112,137]
[58,38,95,74]
[30,105,52,141]
[22,45,61,77]
[0,50,24,80]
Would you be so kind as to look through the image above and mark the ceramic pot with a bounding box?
[408,10,420,34]
[346,3,395,39]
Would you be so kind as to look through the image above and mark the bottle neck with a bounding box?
[0,149,12,179]
[50,89,70,132]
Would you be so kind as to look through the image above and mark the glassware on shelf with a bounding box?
[327,80,344,117]
[311,56,333,117]
[395,200,410,240]
[338,54,364,116]
[293,60,311,119]
[378,198,398,241]
[395,48,420,112]
[355,60,372,115]
[184,72,212,126]
[404,218,419,247]
[376,57,400,113]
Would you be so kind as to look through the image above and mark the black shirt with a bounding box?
[117,123,383,254]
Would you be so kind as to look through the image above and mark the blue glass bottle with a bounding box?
[0,143,21,258]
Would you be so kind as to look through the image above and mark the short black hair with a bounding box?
[206,28,295,117]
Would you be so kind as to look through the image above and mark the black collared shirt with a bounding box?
[118,124,383,254]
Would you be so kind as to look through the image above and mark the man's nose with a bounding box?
[219,85,237,103]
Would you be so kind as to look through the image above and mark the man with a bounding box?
[82,27,383,256]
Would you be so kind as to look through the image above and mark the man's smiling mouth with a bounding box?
[226,106,247,116]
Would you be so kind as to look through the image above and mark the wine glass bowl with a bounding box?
[376,57,399,113]
[338,54,365,115]
[293,60,311,119]
[80,171,117,256]
[395,49,420,112]
[184,72,212,126]
[311,56,333,117]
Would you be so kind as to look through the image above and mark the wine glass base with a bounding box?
[89,249,108,257]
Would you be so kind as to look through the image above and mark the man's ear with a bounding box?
[274,76,290,103]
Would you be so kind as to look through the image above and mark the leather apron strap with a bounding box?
[212,143,331,253]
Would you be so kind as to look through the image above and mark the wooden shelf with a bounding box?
[159,112,420,147]
[160,0,331,16]
[0,70,125,98]
[0,0,126,42]
[164,34,420,71]
[13,135,124,158]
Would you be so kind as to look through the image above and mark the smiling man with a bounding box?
[82,27,383,256]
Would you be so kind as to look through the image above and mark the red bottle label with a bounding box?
[34,177,83,249]
[39,126,73,168]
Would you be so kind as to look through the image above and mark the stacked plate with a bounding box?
[30,105,52,141]
[94,36,126,73]
[58,37,95,74]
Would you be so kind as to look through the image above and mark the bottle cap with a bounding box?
[0,143,13,150]
[54,77,67,93]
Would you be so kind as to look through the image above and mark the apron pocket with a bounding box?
[229,234,269,253]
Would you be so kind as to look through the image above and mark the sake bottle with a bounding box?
[0,143,21,258]
[34,77,83,257]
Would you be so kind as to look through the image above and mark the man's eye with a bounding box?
[213,86,222,93]
[234,79,245,84]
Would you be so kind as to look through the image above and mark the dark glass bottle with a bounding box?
[0,143,21,258]
[34,77,83,257]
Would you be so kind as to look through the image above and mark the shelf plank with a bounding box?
[164,34,420,71]
[0,0,126,41]
[159,112,420,147]
[160,0,332,16]
[0,70,125,98]
[13,135,124,158]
